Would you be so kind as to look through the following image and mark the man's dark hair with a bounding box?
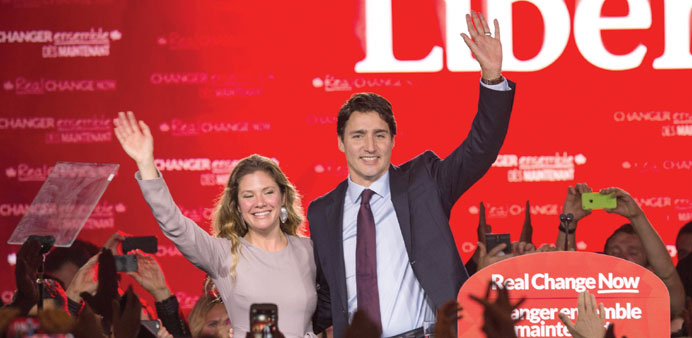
[45,239,99,273]
[337,92,397,139]
[603,223,637,252]
[676,220,692,247]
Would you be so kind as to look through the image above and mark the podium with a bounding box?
[8,161,119,247]
[458,251,670,337]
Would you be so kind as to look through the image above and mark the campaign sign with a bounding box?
[458,251,670,337]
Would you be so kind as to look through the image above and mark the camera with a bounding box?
[114,236,157,272]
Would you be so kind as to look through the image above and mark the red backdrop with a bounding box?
[1,0,691,314]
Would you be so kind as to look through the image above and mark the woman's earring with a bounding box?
[280,207,288,224]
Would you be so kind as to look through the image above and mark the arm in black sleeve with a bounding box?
[155,295,190,337]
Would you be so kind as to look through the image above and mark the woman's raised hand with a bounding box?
[113,111,158,179]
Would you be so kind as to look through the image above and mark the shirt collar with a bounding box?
[346,170,390,204]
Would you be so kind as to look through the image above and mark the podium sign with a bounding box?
[458,251,670,337]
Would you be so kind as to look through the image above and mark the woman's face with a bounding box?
[200,303,231,337]
[237,170,285,234]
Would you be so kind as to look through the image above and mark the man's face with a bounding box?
[605,232,648,267]
[338,111,394,187]
[677,233,692,261]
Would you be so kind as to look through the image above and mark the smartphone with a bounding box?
[121,236,157,254]
[141,320,160,336]
[485,233,512,254]
[114,254,138,272]
[581,192,617,210]
[250,303,278,337]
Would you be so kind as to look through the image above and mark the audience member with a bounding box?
[65,252,99,316]
[556,184,685,317]
[677,221,692,261]
[45,239,100,289]
[188,294,232,338]
[128,250,191,337]
[470,201,557,273]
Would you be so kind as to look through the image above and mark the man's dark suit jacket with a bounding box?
[308,82,516,338]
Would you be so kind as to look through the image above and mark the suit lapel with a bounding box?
[326,180,349,312]
[389,165,413,256]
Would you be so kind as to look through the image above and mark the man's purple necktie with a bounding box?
[356,188,382,332]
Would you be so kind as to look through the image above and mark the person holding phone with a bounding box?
[556,184,685,318]
[113,112,317,338]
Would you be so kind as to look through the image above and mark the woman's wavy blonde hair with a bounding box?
[187,293,223,338]
[211,154,304,279]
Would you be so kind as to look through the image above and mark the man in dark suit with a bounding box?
[308,11,515,338]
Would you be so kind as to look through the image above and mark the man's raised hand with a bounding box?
[460,10,503,81]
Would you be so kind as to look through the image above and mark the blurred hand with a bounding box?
[113,111,154,166]
[156,320,173,338]
[470,281,524,338]
[600,187,644,220]
[563,183,593,223]
[66,253,99,303]
[13,239,42,314]
[435,300,462,338]
[557,291,606,338]
[605,323,617,338]
[71,303,103,338]
[112,287,142,338]
[81,248,119,331]
[477,202,491,244]
[536,244,558,252]
[511,241,536,255]
[102,232,125,256]
[343,310,380,338]
[477,242,515,270]
[127,251,171,301]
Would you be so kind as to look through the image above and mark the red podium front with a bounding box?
[458,251,670,337]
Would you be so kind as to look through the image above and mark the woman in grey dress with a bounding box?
[113,111,317,338]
